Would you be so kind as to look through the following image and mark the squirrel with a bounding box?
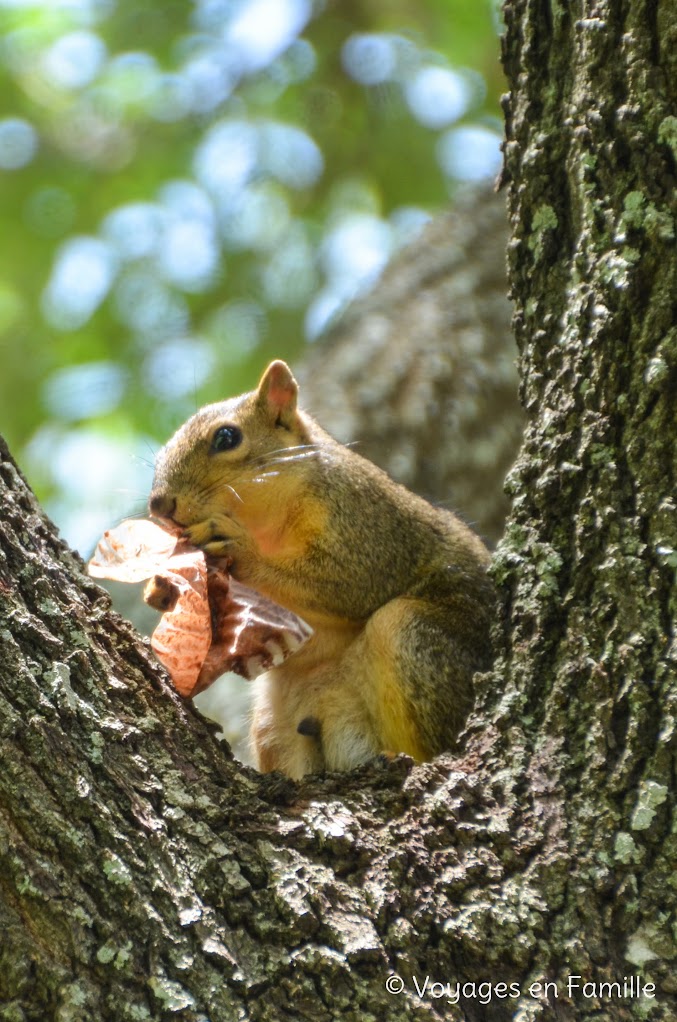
[149,360,495,779]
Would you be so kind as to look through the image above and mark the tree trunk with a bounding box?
[491,0,676,1013]
[297,185,522,547]
[1,2,675,1021]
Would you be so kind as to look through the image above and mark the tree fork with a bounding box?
[0,1,675,1020]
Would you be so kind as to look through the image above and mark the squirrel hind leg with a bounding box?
[393,596,491,755]
[251,720,325,779]
[320,720,381,773]
[355,592,491,760]
[296,714,327,773]
[297,715,322,740]
[250,678,327,779]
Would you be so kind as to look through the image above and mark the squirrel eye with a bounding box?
[211,425,242,452]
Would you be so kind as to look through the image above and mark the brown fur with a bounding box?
[150,361,495,778]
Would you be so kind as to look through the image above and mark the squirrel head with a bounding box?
[149,360,315,554]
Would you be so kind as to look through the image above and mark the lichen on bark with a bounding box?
[0,1,676,1020]
[495,0,677,1011]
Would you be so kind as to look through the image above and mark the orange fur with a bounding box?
[150,360,495,777]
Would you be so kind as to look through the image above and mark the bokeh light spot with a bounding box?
[207,300,265,360]
[219,182,290,251]
[0,117,38,169]
[102,202,164,260]
[259,122,323,189]
[437,125,503,181]
[143,336,216,399]
[262,227,316,308]
[43,30,107,89]
[157,218,220,292]
[42,236,116,329]
[405,66,470,129]
[193,119,258,196]
[342,33,396,86]
[43,361,127,420]
[112,271,189,339]
[226,0,312,75]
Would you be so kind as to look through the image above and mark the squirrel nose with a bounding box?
[149,491,177,521]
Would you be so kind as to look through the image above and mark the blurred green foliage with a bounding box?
[0,0,502,555]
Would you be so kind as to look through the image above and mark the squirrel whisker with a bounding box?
[199,478,245,505]
[250,443,325,466]
[259,450,322,468]
[214,482,245,504]
[251,471,280,483]
[112,509,147,527]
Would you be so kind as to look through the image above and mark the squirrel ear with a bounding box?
[256,360,299,426]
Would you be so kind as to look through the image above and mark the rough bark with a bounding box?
[490,0,677,1012]
[1,441,507,1022]
[298,186,522,547]
[0,2,675,1021]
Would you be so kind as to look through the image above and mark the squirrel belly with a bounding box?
[149,359,495,777]
[251,571,493,780]
[251,610,431,780]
